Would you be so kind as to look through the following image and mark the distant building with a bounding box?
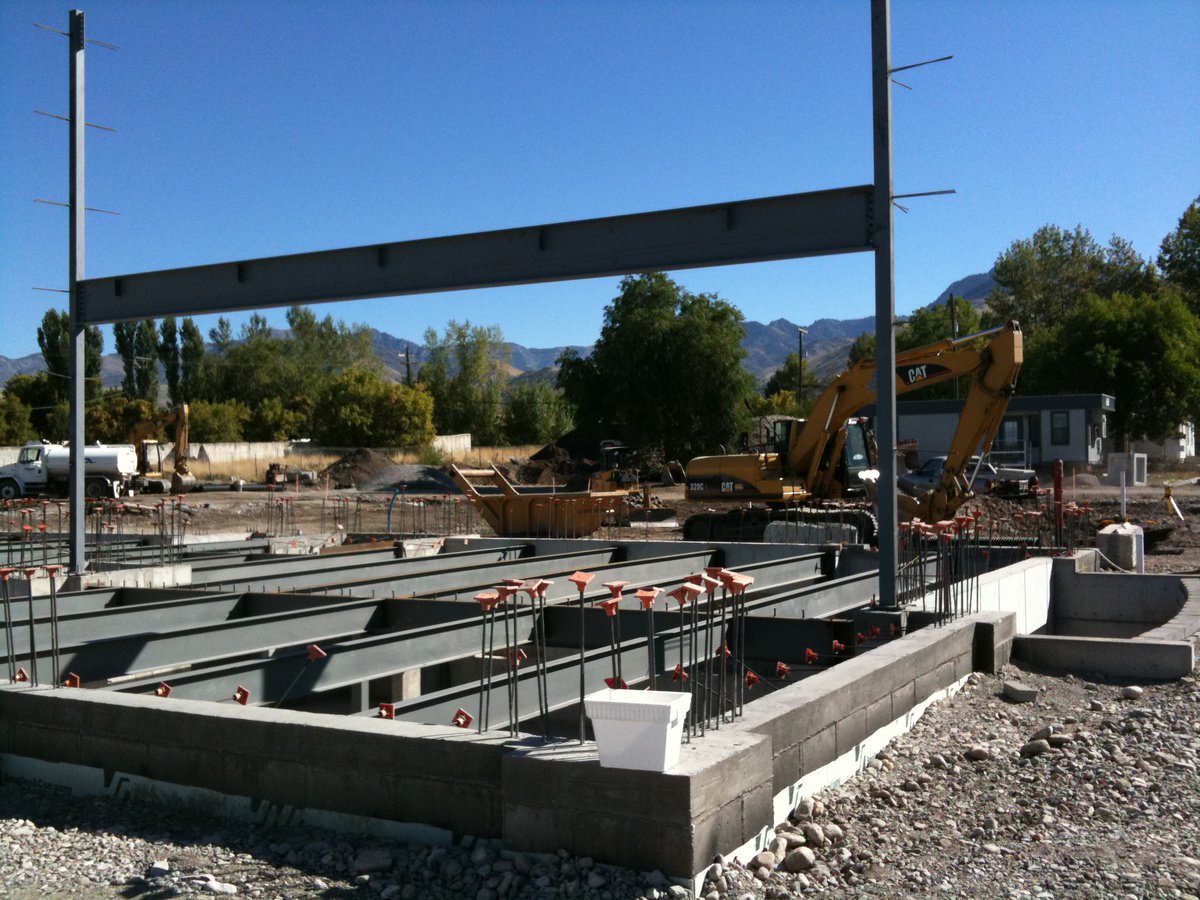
[865,394,1116,468]
[1133,422,1196,461]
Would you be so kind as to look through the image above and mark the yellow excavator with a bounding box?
[126,404,197,494]
[683,321,1023,540]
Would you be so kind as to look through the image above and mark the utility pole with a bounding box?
[68,9,86,575]
[871,0,898,608]
[948,293,959,400]
[797,326,808,411]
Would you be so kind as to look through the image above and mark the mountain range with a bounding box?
[1,271,996,390]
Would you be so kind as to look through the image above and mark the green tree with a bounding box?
[1022,290,1200,441]
[3,373,58,437]
[208,317,233,354]
[113,321,136,397]
[892,297,983,400]
[375,381,436,447]
[85,394,155,444]
[200,307,373,438]
[985,224,1158,331]
[189,399,251,442]
[897,297,981,351]
[312,368,435,447]
[747,390,802,419]
[1158,195,1200,315]
[557,273,755,459]
[763,352,821,417]
[420,321,508,444]
[134,319,159,402]
[847,332,875,367]
[158,317,181,405]
[502,382,575,444]
[179,317,206,402]
[37,309,103,402]
[114,318,159,402]
[0,392,35,444]
[248,396,310,442]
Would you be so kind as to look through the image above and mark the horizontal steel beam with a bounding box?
[75,186,874,324]
[187,542,526,588]
[42,598,384,684]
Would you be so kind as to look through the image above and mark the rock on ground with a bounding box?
[2,661,1199,899]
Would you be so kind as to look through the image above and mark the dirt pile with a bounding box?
[514,444,588,488]
[318,448,396,489]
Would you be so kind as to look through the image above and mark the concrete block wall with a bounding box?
[0,689,509,836]
[738,612,1012,803]
[0,612,1018,882]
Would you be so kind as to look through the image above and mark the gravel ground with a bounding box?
[3,660,1199,899]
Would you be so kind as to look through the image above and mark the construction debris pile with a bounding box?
[318,449,397,489]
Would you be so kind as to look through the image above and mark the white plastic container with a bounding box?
[583,689,692,772]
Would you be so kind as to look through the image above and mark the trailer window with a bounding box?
[1050,411,1070,446]
[18,447,41,463]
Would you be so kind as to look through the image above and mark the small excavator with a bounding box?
[682,320,1023,541]
[126,404,197,494]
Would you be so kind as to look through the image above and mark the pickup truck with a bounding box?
[898,455,1038,499]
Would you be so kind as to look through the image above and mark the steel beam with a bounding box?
[75,186,874,324]
[187,543,525,588]
[203,546,621,595]
[111,601,519,703]
[35,598,383,684]
[100,563,865,709]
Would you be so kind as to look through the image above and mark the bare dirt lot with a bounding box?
[168,475,1200,575]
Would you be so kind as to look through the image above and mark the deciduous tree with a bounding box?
[1159,195,1200,315]
[189,399,251,442]
[37,309,103,403]
[179,317,206,402]
[985,224,1158,331]
[557,273,755,458]
[0,392,35,444]
[158,317,181,405]
[762,353,821,417]
[312,369,434,447]
[503,382,574,445]
[1021,290,1200,441]
[420,321,508,445]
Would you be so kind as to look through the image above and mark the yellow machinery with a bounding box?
[683,321,1023,539]
[126,404,196,494]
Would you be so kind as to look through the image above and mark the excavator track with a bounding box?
[682,505,879,544]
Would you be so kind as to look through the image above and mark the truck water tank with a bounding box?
[40,444,138,479]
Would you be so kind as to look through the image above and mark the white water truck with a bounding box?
[0,442,138,501]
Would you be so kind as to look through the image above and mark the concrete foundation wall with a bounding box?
[1013,634,1194,680]
[944,556,1053,635]
[0,689,510,835]
[1052,570,1189,637]
[0,611,1016,881]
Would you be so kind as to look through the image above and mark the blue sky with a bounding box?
[1,0,1197,361]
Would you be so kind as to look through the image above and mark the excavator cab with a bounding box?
[772,419,795,457]
[839,418,874,497]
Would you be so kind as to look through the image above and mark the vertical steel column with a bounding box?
[871,0,898,607]
[68,10,87,575]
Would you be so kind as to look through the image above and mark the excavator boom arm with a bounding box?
[797,322,1022,496]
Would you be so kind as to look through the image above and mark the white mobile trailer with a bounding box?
[0,442,138,501]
